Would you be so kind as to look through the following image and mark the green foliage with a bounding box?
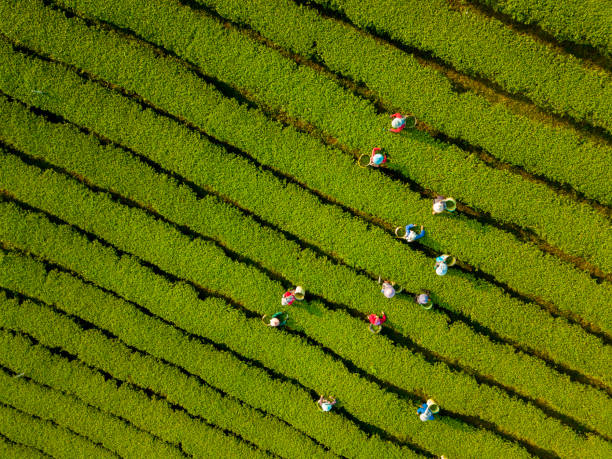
[0,154,610,457]
[0,435,46,459]
[0,170,531,458]
[0,368,185,459]
[33,0,611,271]
[0,293,333,459]
[0,250,414,458]
[0,40,609,379]
[475,0,612,56]
[316,0,612,133]
[0,403,115,459]
[196,0,612,206]
[0,95,610,438]
[0,1,610,457]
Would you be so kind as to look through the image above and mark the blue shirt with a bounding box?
[406,224,425,241]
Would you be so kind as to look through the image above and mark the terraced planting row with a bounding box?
[0,269,335,458]
[0,278,402,459]
[1,23,610,343]
[0,290,334,459]
[1,95,610,439]
[0,203,525,459]
[0,334,267,459]
[472,0,612,56]
[0,257,423,459]
[2,82,608,380]
[27,0,612,274]
[0,432,47,459]
[308,0,612,133]
[1,145,611,459]
[2,1,610,457]
[194,0,612,206]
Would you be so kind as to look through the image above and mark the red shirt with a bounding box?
[282,291,296,305]
[368,314,387,325]
[390,113,406,133]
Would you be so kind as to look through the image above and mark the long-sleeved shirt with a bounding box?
[368,313,387,326]
[390,113,406,133]
[417,403,435,421]
[406,224,425,242]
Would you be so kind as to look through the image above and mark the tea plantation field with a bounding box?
[0,0,610,457]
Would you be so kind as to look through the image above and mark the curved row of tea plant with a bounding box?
[0,204,523,459]
[308,0,612,133]
[0,366,185,459]
[3,1,609,457]
[1,154,610,459]
[0,260,400,459]
[32,0,612,273]
[1,24,609,344]
[0,290,337,459]
[0,329,340,459]
[1,96,610,438]
[193,0,612,206]
[2,47,609,384]
[0,161,533,456]
[472,0,612,56]
[0,402,114,459]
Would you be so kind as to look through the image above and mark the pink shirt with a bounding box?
[368,313,387,325]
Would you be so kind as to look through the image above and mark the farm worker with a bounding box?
[368,311,386,333]
[415,290,432,308]
[368,312,386,326]
[317,395,337,412]
[381,281,396,298]
[435,256,448,276]
[389,113,407,133]
[417,403,435,421]
[417,400,439,422]
[432,195,456,214]
[371,147,387,167]
[405,224,425,242]
[432,196,446,214]
[435,254,455,276]
[263,312,288,327]
[282,290,296,306]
